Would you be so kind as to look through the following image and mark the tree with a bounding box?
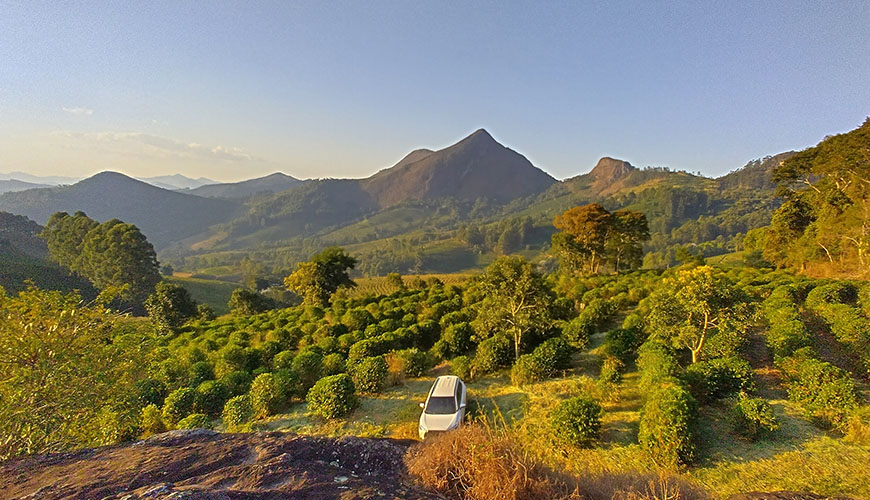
[554,204,613,274]
[0,286,150,459]
[473,256,554,360]
[41,212,161,308]
[646,266,750,363]
[385,272,406,291]
[284,247,357,306]
[606,210,650,272]
[227,288,274,315]
[144,281,199,331]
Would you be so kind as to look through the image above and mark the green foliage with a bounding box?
[284,247,358,306]
[638,382,698,468]
[602,327,642,364]
[228,288,276,315]
[140,404,166,437]
[562,315,593,348]
[321,352,346,375]
[637,341,681,393]
[550,395,603,447]
[473,256,554,359]
[442,322,474,355]
[349,355,389,393]
[533,337,572,372]
[472,334,513,376]
[219,371,253,397]
[162,387,197,426]
[250,373,284,418]
[306,374,358,419]
[145,281,198,331]
[0,287,148,459]
[391,348,429,378]
[188,361,215,387]
[599,356,624,384]
[510,354,548,386]
[780,354,859,429]
[553,204,649,274]
[450,355,472,380]
[292,349,323,393]
[684,357,755,403]
[194,380,229,417]
[732,393,779,439]
[222,394,254,431]
[646,266,751,363]
[135,378,167,407]
[176,413,212,430]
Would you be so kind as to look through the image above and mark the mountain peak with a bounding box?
[589,157,635,183]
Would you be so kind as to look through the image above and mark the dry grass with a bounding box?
[405,423,708,500]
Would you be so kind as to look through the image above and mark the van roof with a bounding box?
[431,375,460,397]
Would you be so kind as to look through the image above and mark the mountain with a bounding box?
[0,172,79,185]
[0,179,51,194]
[139,174,216,190]
[361,129,557,206]
[190,172,303,199]
[0,172,240,249]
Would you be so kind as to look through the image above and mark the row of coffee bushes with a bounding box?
[762,284,862,431]
[805,282,870,377]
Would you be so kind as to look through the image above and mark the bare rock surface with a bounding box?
[0,430,442,500]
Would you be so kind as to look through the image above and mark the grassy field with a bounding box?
[167,276,240,315]
[241,327,870,499]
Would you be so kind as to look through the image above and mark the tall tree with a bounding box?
[606,210,650,273]
[284,247,357,306]
[553,203,613,274]
[473,256,554,360]
[646,266,750,363]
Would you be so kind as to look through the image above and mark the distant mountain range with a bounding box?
[0,179,52,194]
[0,128,794,275]
[190,172,303,199]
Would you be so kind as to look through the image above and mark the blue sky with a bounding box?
[1,1,868,182]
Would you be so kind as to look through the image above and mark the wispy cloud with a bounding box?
[62,107,94,115]
[52,130,257,162]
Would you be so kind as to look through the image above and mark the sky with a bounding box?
[1,1,869,183]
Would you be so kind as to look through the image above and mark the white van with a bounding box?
[418,375,467,439]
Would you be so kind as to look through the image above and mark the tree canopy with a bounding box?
[284,247,357,306]
[553,204,649,274]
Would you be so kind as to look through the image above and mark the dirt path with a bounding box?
[0,430,441,500]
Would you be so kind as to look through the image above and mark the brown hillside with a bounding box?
[362,129,556,207]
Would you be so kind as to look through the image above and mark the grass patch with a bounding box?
[167,276,239,315]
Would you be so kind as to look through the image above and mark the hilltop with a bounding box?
[190,172,304,199]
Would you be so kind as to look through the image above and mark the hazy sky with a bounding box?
[1,1,868,182]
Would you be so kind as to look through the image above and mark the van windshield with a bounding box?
[425,396,457,415]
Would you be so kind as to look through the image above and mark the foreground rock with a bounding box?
[0,430,441,499]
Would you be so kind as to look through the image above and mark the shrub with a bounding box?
[599,356,624,384]
[307,374,358,419]
[219,370,253,397]
[193,380,230,417]
[162,387,197,426]
[845,406,870,445]
[684,357,755,403]
[533,337,572,373]
[392,348,429,378]
[292,349,323,392]
[188,361,215,387]
[602,328,641,364]
[176,413,212,430]
[450,356,472,380]
[135,378,167,407]
[222,394,254,431]
[443,322,474,355]
[141,404,166,437]
[272,350,295,371]
[782,356,859,429]
[350,355,389,393]
[322,353,346,375]
[429,339,451,361]
[472,335,513,376]
[732,393,778,439]
[510,354,548,386]
[550,396,603,447]
[806,282,857,309]
[562,316,593,348]
[348,338,386,363]
[637,342,681,392]
[250,373,284,418]
[638,382,698,468]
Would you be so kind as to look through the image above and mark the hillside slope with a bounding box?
[190,172,304,199]
[0,172,241,249]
